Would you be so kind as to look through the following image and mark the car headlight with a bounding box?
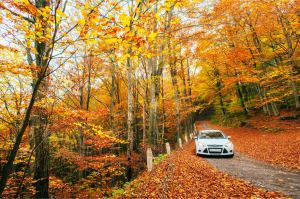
[198,142,206,148]
[225,142,233,148]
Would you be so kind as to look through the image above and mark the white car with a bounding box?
[195,130,234,158]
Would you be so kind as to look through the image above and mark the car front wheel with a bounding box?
[227,154,234,158]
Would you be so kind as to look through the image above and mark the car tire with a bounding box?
[228,154,234,158]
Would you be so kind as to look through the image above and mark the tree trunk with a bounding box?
[278,13,300,109]
[169,50,181,139]
[214,68,226,116]
[33,0,50,196]
[32,108,49,199]
[0,77,44,196]
[148,57,159,145]
[142,99,146,145]
[86,55,92,111]
[126,47,134,181]
[127,48,134,152]
[271,102,279,116]
[291,81,300,109]
[235,82,248,115]
[186,58,193,133]
[110,56,116,133]
[256,85,268,114]
[161,75,165,144]
[217,81,226,116]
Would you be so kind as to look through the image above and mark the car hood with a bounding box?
[196,139,229,145]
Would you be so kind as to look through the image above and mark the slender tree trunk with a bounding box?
[217,81,226,116]
[148,1,163,145]
[235,82,248,115]
[169,49,181,139]
[110,56,116,133]
[32,80,49,199]
[245,34,269,115]
[148,57,159,145]
[291,81,300,109]
[33,1,50,196]
[179,58,189,134]
[127,48,134,151]
[262,87,272,116]
[278,14,300,109]
[186,58,193,133]
[142,99,146,145]
[0,77,44,196]
[256,85,268,114]
[77,65,85,179]
[246,20,271,114]
[86,55,92,111]
[0,1,52,196]
[161,76,165,144]
[213,68,226,116]
[271,102,279,116]
[133,76,139,149]
[126,46,134,180]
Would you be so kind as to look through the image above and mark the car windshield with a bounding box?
[198,131,225,139]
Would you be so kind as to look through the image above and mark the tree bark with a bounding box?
[32,0,50,197]
[86,54,92,111]
[169,48,181,139]
[32,80,49,199]
[148,57,159,145]
[110,55,116,133]
[235,82,248,115]
[278,12,300,109]
[127,49,134,154]
[214,69,226,116]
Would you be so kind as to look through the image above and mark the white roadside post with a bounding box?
[184,134,188,143]
[189,133,192,139]
[165,142,171,155]
[178,138,182,148]
[146,148,153,172]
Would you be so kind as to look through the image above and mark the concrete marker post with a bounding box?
[184,134,188,143]
[178,138,182,148]
[165,142,171,155]
[146,148,153,172]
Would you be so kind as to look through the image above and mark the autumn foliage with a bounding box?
[0,0,299,197]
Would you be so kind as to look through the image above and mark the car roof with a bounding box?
[199,129,223,133]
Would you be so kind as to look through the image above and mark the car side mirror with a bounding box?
[228,136,231,139]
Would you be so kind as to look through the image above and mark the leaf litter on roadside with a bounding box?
[120,143,285,198]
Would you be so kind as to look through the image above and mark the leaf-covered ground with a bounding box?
[121,142,284,198]
[209,118,300,170]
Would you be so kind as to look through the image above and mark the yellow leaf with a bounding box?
[148,32,157,42]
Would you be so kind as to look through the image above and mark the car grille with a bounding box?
[208,148,222,153]
[207,144,223,147]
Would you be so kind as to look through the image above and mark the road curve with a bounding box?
[201,124,300,198]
